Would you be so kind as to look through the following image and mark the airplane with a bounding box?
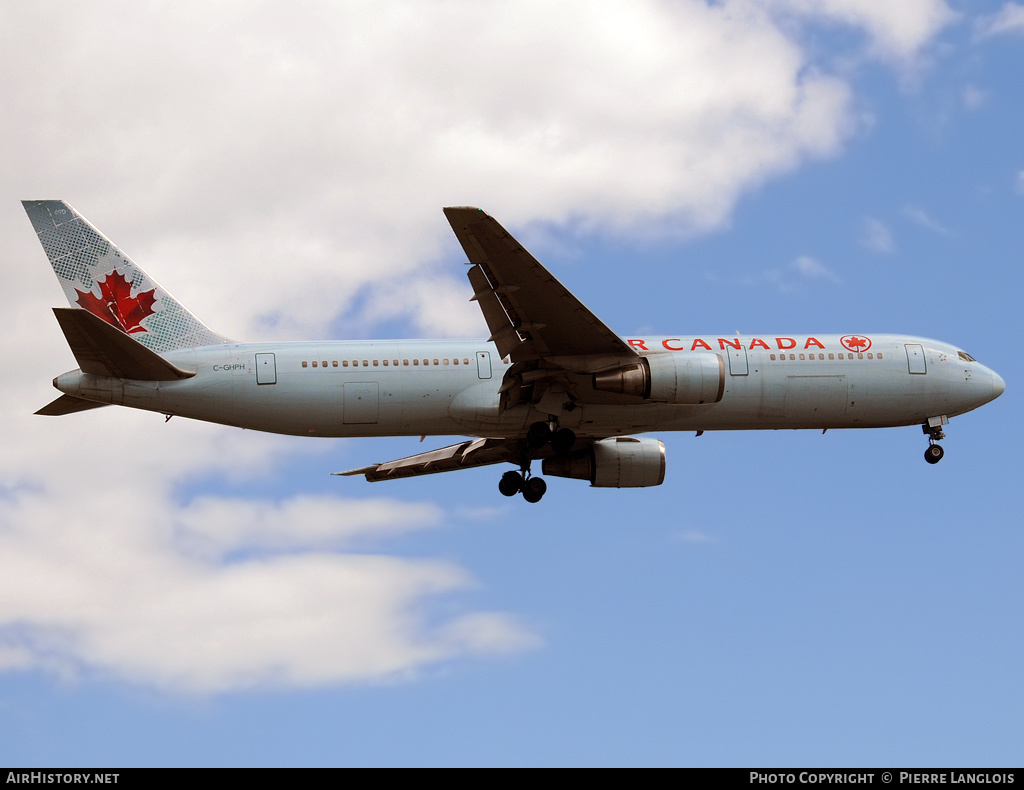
[26,200,1005,504]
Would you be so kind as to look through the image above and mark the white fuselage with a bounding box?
[52,333,1005,440]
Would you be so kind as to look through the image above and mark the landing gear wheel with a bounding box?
[521,476,547,503]
[924,444,944,465]
[498,471,524,497]
[551,428,576,455]
[527,421,554,448]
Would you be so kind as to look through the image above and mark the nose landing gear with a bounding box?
[922,416,948,464]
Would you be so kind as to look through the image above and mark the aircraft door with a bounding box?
[905,344,927,374]
[785,375,848,424]
[255,353,277,385]
[476,351,492,379]
[728,345,748,376]
[343,382,379,424]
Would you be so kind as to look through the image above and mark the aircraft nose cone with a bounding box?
[992,371,1006,400]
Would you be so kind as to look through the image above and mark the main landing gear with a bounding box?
[922,417,948,465]
[527,421,576,454]
[498,421,577,503]
[499,470,547,503]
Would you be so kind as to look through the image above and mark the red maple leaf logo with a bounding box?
[841,335,871,352]
[75,270,157,334]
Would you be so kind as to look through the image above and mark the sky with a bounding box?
[0,0,1021,767]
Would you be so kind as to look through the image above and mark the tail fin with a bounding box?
[23,200,229,353]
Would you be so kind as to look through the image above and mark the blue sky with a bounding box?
[0,1,1021,767]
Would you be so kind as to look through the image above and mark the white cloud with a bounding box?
[962,85,988,110]
[672,530,715,545]
[793,255,841,283]
[903,205,952,235]
[173,495,444,559]
[0,425,538,694]
[1,1,865,340]
[861,217,895,253]
[1015,171,1024,195]
[770,0,956,65]
[733,255,840,292]
[975,3,1024,38]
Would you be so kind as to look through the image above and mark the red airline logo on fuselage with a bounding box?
[840,335,872,353]
[626,337,843,352]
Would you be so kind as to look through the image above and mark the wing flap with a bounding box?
[335,438,517,482]
[467,264,520,359]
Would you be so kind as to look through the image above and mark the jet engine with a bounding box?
[592,352,724,404]
[542,437,666,488]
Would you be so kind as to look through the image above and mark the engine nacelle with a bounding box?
[592,352,724,404]
[542,437,666,488]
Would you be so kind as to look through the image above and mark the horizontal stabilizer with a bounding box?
[35,394,111,416]
[336,438,517,482]
[52,307,195,381]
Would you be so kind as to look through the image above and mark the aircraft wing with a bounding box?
[336,437,520,482]
[444,207,633,362]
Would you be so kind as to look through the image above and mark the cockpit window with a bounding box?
[958,351,976,363]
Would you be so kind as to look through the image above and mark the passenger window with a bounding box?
[342,360,348,367]
[454,358,460,365]
[413,359,419,366]
[302,361,308,368]
[403,359,409,366]
[433,359,439,366]
[383,360,389,366]
[312,360,318,367]
[770,354,776,360]
[877,353,883,360]
[362,360,368,367]
[443,358,449,366]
